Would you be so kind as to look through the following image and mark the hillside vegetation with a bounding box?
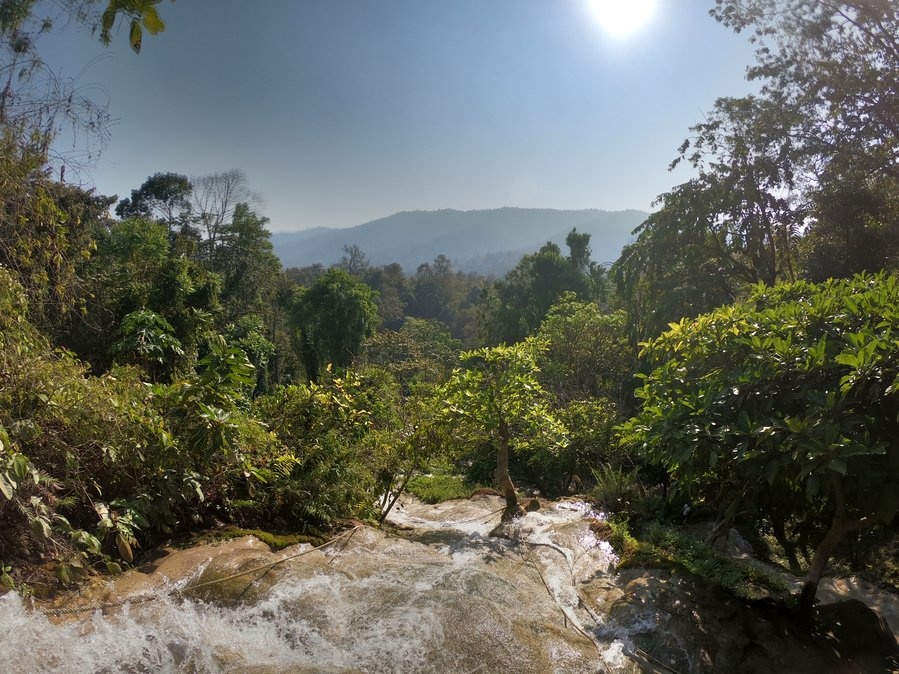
[1,0,898,634]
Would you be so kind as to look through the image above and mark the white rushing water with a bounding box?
[0,495,642,673]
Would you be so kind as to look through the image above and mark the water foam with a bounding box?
[2,498,632,673]
[2,570,449,674]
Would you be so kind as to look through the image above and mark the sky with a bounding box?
[39,0,760,232]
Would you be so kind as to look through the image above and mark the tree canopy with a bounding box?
[483,233,600,344]
[616,0,899,342]
[291,267,380,382]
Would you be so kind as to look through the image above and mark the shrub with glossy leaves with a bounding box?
[620,273,899,614]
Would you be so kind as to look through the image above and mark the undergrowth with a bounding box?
[406,474,474,503]
[600,520,789,602]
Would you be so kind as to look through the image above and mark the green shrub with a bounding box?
[590,463,639,511]
[620,273,899,612]
[0,269,275,581]
[250,370,398,529]
[636,523,789,601]
[406,474,473,503]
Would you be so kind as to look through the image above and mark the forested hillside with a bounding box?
[1,0,898,640]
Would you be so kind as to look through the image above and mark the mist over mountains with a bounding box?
[271,208,648,277]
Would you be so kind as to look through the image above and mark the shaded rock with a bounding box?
[590,567,899,673]
[816,599,899,659]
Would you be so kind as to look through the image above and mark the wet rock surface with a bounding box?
[5,496,622,673]
[4,495,899,673]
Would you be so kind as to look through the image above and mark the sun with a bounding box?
[588,0,658,38]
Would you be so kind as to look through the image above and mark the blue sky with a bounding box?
[42,0,758,231]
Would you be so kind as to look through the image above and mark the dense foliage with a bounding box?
[621,274,899,619]
[615,0,899,343]
[1,0,898,632]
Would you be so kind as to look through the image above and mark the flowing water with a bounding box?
[4,495,897,672]
[0,495,643,673]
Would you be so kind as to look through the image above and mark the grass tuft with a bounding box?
[406,474,474,503]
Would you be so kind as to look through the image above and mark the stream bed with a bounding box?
[2,494,898,672]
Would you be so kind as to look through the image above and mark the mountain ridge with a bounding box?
[271,207,648,277]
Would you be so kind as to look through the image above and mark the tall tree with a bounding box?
[364,262,408,330]
[616,1,899,338]
[711,0,899,184]
[211,203,283,393]
[338,244,370,279]
[800,170,899,281]
[483,241,593,344]
[617,91,806,339]
[566,227,592,274]
[115,172,193,232]
[0,131,114,331]
[191,169,260,259]
[67,216,219,377]
[710,0,899,281]
[406,255,482,342]
[212,203,281,321]
[290,267,379,382]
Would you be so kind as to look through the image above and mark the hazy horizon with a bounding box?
[38,1,757,231]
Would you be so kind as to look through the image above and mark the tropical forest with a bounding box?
[1,1,898,672]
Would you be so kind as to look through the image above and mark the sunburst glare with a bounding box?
[588,0,658,38]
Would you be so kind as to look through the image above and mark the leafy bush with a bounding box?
[251,369,399,528]
[0,269,278,585]
[0,270,143,576]
[634,524,789,602]
[620,273,899,615]
[536,296,635,409]
[112,309,184,380]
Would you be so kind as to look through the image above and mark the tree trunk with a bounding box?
[495,419,523,520]
[795,477,873,627]
[379,459,417,525]
[771,518,801,574]
[796,515,848,627]
[705,499,739,546]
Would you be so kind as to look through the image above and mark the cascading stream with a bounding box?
[0,495,645,673]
